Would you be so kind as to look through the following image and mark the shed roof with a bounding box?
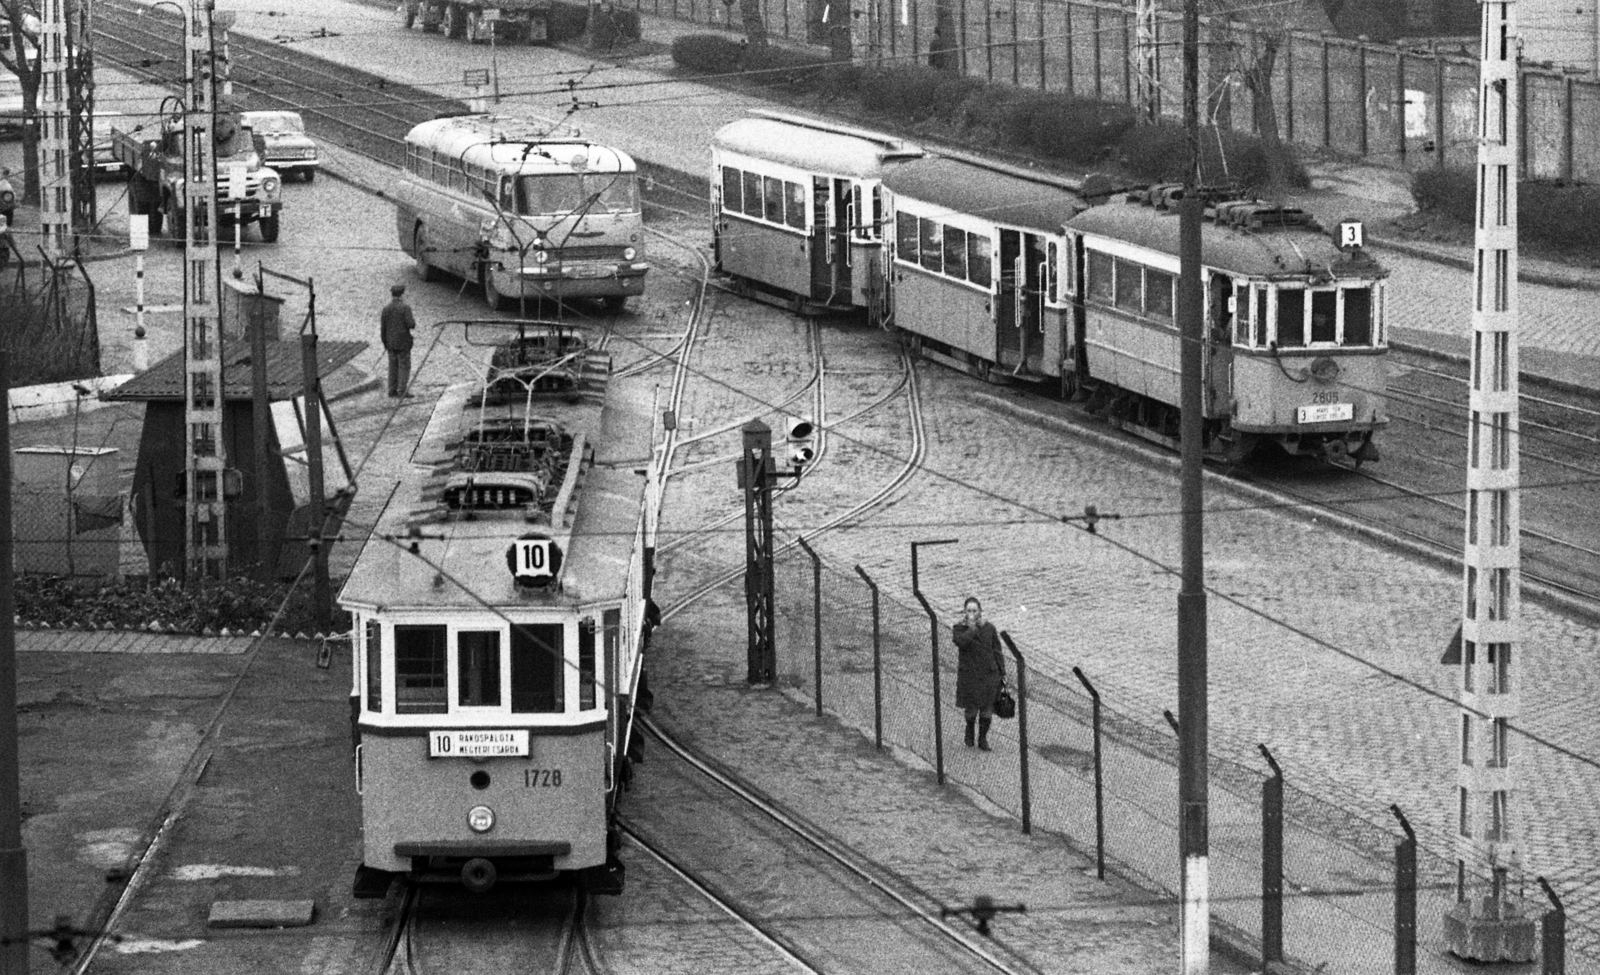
[102,339,366,402]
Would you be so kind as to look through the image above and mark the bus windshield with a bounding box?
[516,172,639,216]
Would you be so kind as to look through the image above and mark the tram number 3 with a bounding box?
[525,768,563,788]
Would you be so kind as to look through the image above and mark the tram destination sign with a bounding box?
[429,729,530,758]
[1297,402,1354,425]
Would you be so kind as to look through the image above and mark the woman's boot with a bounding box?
[978,717,992,751]
[964,715,976,747]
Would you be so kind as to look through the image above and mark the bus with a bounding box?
[393,113,649,313]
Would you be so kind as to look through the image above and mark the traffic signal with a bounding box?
[784,416,816,468]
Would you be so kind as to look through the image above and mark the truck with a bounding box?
[114,109,285,243]
[399,0,550,44]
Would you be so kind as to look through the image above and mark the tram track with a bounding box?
[621,714,1037,975]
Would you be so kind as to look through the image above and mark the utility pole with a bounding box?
[1,343,28,975]
[67,0,94,235]
[182,0,229,582]
[1441,0,1536,961]
[1136,0,1159,122]
[1176,0,1209,965]
[37,0,70,258]
[739,420,776,683]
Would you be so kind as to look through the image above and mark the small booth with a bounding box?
[102,338,365,581]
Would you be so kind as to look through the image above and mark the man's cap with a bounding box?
[390,284,406,296]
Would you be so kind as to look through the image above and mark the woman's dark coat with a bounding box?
[952,620,1005,711]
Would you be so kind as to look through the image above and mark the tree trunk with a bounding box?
[738,0,768,47]
[1243,35,1295,187]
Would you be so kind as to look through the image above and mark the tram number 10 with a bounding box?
[514,539,554,580]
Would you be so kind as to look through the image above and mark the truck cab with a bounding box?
[116,108,285,242]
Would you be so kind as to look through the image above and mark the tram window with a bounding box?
[896,212,918,263]
[1046,242,1060,303]
[1253,285,1269,345]
[1276,289,1306,347]
[365,619,383,713]
[1114,258,1141,311]
[918,218,942,273]
[943,226,968,280]
[394,625,448,714]
[871,186,884,240]
[1087,251,1113,302]
[763,176,785,224]
[785,181,806,229]
[1146,268,1174,321]
[1344,287,1373,346]
[457,631,502,708]
[742,171,762,218]
[511,623,566,713]
[968,234,991,288]
[721,167,742,213]
[579,619,597,710]
[1234,285,1251,345]
[1311,291,1337,343]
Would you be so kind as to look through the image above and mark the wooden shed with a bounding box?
[103,338,366,581]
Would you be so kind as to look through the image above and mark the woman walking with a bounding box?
[952,597,1006,751]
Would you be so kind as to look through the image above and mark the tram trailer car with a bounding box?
[394,114,649,314]
[341,326,659,897]
[711,112,924,318]
[1061,190,1390,462]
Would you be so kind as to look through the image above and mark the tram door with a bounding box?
[996,230,1046,371]
[1206,272,1235,417]
[810,177,853,305]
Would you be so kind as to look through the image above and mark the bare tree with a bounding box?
[1202,2,1306,187]
[0,0,40,205]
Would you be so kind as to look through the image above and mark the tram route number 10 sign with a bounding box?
[430,729,530,758]
[512,538,556,580]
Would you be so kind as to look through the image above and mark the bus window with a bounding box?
[498,176,515,213]
[365,618,383,713]
[394,625,448,714]
[457,630,502,707]
[1276,288,1306,347]
[1311,291,1337,343]
[511,622,565,713]
[1343,287,1373,346]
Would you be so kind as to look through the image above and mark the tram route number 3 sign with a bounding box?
[430,729,530,758]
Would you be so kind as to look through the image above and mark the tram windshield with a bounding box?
[1260,284,1380,349]
[514,172,640,216]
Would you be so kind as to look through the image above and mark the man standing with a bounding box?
[381,283,416,397]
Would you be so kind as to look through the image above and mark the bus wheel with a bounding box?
[400,3,416,27]
[442,3,464,38]
[258,214,280,243]
[601,294,627,315]
[414,227,439,282]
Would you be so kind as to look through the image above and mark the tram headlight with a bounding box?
[622,246,636,261]
[533,250,549,265]
[467,804,496,833]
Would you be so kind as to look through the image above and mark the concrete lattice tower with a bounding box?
[36,0,70,256]
[1442,0,1537,961]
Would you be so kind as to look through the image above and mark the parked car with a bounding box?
[0,71,26,139]
[241,110,319,182]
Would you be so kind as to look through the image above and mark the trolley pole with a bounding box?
[1176,0,1209,965]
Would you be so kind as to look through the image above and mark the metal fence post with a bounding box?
[1392,804,1417,975]
[1072,666,1104,879]
[999,632,1030,834]
[1259,743,1284,969]
[854,565,883,750]
[1539,876,1565,975]
[911,540,957,786]
[797,536,822,717]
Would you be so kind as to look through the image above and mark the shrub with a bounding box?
[1414,167,1600,254]
[1,291,99,386]
[859,65,982,122]
[1409,166,1474,218]
[741,42,831,88]
[13,573,353,636]
[671,33,746,75]
[1118,123,1307,193]
[991,91,1136,165]
[547,1,591,43]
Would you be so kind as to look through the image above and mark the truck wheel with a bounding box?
[414,226,439,282]
[483,269,506,311]
[303,169,316,184]
[443,3,464,38]
[259,214,281,243]
[602,294,627,314]
[466,9,483,42]
[400,3,416,27]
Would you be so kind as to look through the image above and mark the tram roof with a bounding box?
[405,114,637,174]
[338,358,655,614]
[882,156,1087,232]
[1066,199,1390,280]
[712,115,924,178]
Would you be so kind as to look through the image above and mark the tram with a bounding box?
[343,321,660,896]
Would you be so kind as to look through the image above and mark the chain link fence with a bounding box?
[757,543,1593,972]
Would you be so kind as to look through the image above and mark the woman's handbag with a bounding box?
[993,686,1016,720]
